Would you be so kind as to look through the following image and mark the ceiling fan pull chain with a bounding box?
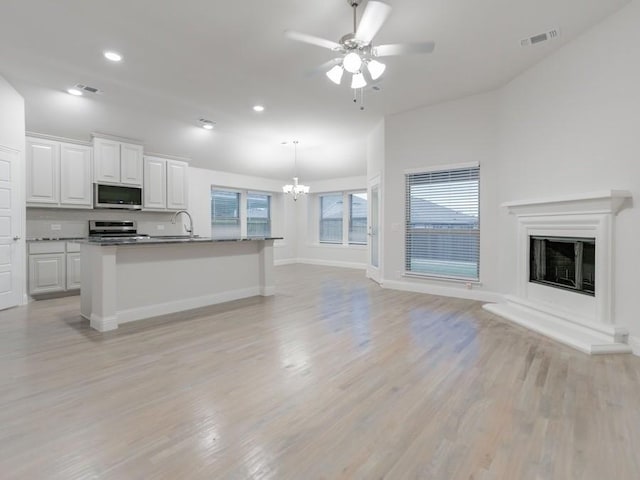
[360,87,365,110]
[353,88,357,103]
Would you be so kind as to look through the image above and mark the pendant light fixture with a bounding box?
[282,141,310,201]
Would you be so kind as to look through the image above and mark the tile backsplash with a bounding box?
[26,208,190,238]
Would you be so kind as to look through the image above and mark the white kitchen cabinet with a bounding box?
[143,156,189,211]
[166,160,189,210]
[60,143,92,207]
[120,143,144,186]
[93,137,143,186]
[66,253,82,290]
[27,136,93,209]
[143,156,167,209]
[29,253,65,295]
[28,241,82,296]
[26,138,59,205]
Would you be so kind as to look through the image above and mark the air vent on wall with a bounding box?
[521,28,560,47]
[74,83,103,95]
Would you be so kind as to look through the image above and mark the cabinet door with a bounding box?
[94,138,121,184]
[166,160,189,210]
[143,156,166,209]
[26,138,59,205]
[60,143,92,207]
[29,254,65,295]
[120,143,144,186]
[66,253,81,290]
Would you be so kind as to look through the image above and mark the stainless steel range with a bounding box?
[88,221,150,240]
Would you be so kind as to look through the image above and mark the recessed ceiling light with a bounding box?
[199,118,215,130]
[67,88,83,96]
[104,51,123,62]
[253,105,265,112]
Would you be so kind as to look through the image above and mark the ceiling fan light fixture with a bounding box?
[326,65,344,85]
[367,59,386,80]
[343,52,362,73]
[351,72,367,89]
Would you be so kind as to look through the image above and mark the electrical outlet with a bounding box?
[51,224,61,231]
[156,225,165,230]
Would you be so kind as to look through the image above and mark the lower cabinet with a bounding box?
[28,242,81,296]
[29,254,65,295]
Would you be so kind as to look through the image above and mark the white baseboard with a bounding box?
[296,258,367,270]
[117,286,261,325]
[274,258,297,266]
[382,279,503,303]
[275,258,367,270]
[630,336,640,357]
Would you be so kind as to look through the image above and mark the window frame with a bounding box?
[317,190,368,247]
[211,188,242,238]
[246,191,272,238]
[404,164,480,282]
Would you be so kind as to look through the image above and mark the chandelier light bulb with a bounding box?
[367,59,386,80]
[343,52,362,74]
[326,65,344,85]
[351,72,367,89]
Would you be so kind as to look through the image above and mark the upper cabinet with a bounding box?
[26,138,59,205]
[27,137,92,208]
[94,137,143,186]
[166,160,189,210]
[143,156,189,211]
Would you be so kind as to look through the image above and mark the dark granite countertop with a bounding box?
[27,237,87,242]
[76,236,283,246]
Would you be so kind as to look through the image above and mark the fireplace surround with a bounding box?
[484,190,632,354]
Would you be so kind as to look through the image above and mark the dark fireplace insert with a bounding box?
[529,236,595,296]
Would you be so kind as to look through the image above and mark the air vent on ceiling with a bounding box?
[520,28,560,47]
[74,83,103,95]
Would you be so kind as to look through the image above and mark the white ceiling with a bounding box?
[0,0,629,180]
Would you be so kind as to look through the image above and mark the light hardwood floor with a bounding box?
[1,264,639,479]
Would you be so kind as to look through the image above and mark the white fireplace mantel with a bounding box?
[484,190,633,355]
[502,190,631,216]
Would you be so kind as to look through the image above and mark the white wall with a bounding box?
[0,75,25,152]
[383,91,501,301]
[293,176,368,269]
[497,0,640,337]
[0,73,26,304]
[188,166,297,263]
[379,0,640,335]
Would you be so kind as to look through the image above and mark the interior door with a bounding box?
[367,177,382,284]
[0,146,22,310]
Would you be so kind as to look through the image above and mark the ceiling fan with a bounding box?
[285,0,435,90]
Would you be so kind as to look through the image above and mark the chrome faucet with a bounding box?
[171,210,194,237]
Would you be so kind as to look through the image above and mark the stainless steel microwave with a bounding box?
[94,183,142,210]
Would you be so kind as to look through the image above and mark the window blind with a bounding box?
[348,193,368,245]
[320,194,343,243]
[405,167,480,280]
[211,189,241,238]
[247,193,271,237]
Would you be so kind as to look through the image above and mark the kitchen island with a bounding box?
[79,237,280,331]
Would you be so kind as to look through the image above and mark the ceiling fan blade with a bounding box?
[285,30,342,51]
[374,41,436,57]
[355,1,392,45]
[305,58,342,78]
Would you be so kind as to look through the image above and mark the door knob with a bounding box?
[13,236,20,241]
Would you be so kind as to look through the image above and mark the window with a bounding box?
[211,189,240,238]
[405,166,480,280]
[320,194,343,243]
[247,193,271,237]
[319,191,368,245]
[348,193,368,245]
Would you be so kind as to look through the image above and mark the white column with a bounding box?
[259,240,275,296]
[81,244,118,331]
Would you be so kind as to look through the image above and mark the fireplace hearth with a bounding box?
[530,236,595,296]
